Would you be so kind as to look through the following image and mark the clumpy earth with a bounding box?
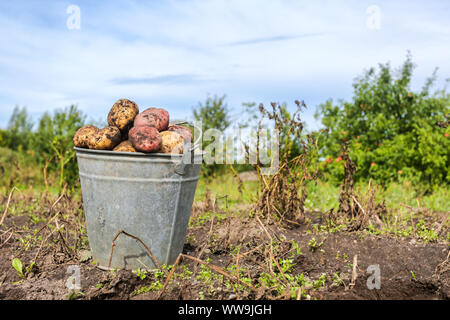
[0,193,448,300]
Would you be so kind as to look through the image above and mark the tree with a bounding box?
[7,106,34,151]
[193,94,230,134]
[193,95,230,177]
[315,53,450,188]
[33,105,85,191]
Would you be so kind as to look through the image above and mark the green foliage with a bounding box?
[193,94,230,177]
[193,94,230,133]
[0,105,85,191]
[308,237,319,252]
[12,258,24,279]
[33,105,85,191]
[6,106,34,151]
[133,268,148,280]
[316,53,450,188]
[415,219,438,243]
[313,274,327,289]
[66,291,84,300]
[289,240,303,257]
[245,101,308,161]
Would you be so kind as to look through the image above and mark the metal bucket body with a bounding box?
[75,147,202,270]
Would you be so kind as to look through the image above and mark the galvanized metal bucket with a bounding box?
[75,146,202,270]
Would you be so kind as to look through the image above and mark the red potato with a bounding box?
[167,124,193,143]
[133,108,169,131]
[129,126,162,153]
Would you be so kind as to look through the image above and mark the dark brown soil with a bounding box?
[0,207,448,300]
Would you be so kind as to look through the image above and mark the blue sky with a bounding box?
[0,0,449,130]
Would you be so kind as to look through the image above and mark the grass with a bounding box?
[2,170,448,246]
[192,171,449,243]
[194,173,259,205]
[194,171,450,214]
[1,172,448,300]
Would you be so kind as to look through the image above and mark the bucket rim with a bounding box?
[74,146,204,157]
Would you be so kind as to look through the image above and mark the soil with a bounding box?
[0,207,448,300]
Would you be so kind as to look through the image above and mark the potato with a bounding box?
[133,108,169,131]
[160,131,184,154]
[107,99,139,133]
[167,124,193,143]
[88,126,122,150]
[73,125,99,148]
[129,126,162,153]
[113,140,137,152]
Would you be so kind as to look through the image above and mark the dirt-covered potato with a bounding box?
[73,125,99,148]
[133,108,169,131]
[87,126,122,150]
[160,131,184,154]
[107,99,139,132]
[167,124,193,143]
[112,140,137,152]
[129,126,162,153]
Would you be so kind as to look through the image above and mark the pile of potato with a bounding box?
[73,99,193,154]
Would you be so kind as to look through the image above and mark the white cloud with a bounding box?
[0,0,449,130]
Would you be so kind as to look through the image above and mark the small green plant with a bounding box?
[313,274,327,289]
[133,281,163,296]
[66,291,84,300]
[26,262,35,275]
[95,283,105,289]
[29,213,45,225]
[308,237,323,252]
[133,286,151,295]
[230,244,242,256]
[197,264,214,285]
[80,250,92,263]
[153,267,166,280]
[133,268,148,280]
[12,258,24,279]
[174,265,194,280]
[278,258,296,274]
[109,267,117,276]
[149,281,163,291]
[191,211,227,227]
[332,272,344,286]
[410,271,417,280]
[415,220,438,243]
[289,240,303,257]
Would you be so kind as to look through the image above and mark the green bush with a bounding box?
[0,105,85,192]
[315,53,450,189]
[0,147,42,191]
[33,105,85,191]
[193,94,230,177]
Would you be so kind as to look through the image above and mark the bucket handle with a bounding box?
[173,121,203,176]
[174,121,202,152]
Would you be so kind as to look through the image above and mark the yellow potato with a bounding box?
[113,140,137,152]
[107,99,139,132]
[160,131,184,154]
[88,126,121,150]
[73,125,99,148]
